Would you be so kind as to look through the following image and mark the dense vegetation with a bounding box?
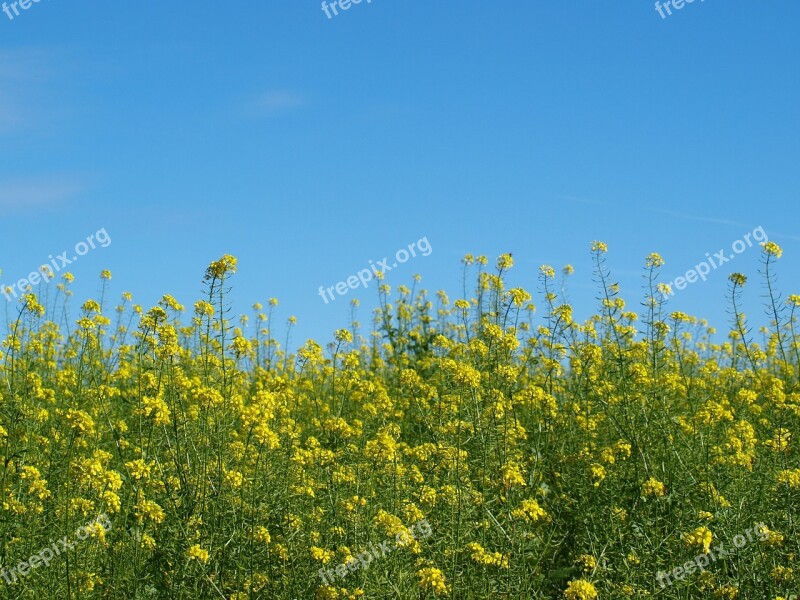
[0,243,797,599]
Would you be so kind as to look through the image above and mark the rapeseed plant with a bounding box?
[0,242,797,598]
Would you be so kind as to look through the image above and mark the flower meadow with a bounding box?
[1,242,799,599]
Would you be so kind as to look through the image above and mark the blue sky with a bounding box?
[1,1,798,347]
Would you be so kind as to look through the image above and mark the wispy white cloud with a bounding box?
[0,49,47,81]
[244,90,307,117]
[0,53,32,134]
[562,196,800,242]
[560,195,607,208]
[0,47,64,136]
[650,207,751,228]
[0,177,87,215]
[0,93,27,135]
[650,207,800,242]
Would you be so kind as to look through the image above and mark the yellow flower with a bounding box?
[575,555,597,573]
[141,395,171,425]
[511,499,548,523]
[715,584,739,599]
[683,526,713,554]
[589,464,606,487]
[254,527,271,544]
[19,466,51,500]
[76,572,102,593]
[206,254,237,279]
[364,426,400,463]
[65,409,95,435]
[641,477,667,497]
[465,542,509,569]
[765,429,791,452]
[539,265,556,278]
[729,273,747,286]
[125,459,152,480]
[24,293,46,316]
[310,546,335,564]
[700,482,731,508]
[776,468,800,489]
[194,300,215,317]
[497,253,514,270]
[758,525,785,546]
[646,252,665,268]
[334,329,353,343]
[454,298,471,310]
[224,469,244,489]
[441,358,482,389]
[771,565,793,584]
[501,462,527,488]
[187,544,210,563]
[82,299,102,313]
[508,288,531,307]
[136,533,155,550]
[762,241,782,258]
[417,567,449,595]
[135,499,166,525]
[564,579,598,600]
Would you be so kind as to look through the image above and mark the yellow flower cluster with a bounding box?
[641,477,667,498]
[466,542,510,569]
[683,526,713,554]
[564,579,598,600]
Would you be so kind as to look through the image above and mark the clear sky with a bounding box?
[1,1,798,347]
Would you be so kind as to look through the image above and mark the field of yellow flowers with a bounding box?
[1,242,798,599]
